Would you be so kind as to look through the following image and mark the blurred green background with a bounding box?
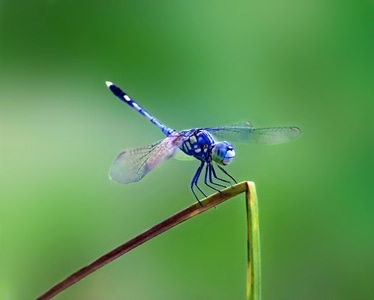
[0,1,372,299]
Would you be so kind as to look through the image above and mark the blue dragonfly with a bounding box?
[106,81,300,205]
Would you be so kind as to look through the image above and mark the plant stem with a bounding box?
[37,181,261,300]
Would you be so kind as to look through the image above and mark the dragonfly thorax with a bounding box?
[179,129,236,165]
[211,141,235,165]
[179,129,217,162]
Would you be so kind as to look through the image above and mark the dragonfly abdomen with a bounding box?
[106,81,174,136]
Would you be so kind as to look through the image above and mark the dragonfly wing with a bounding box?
[109,135,184,183]
[206,126,300,144]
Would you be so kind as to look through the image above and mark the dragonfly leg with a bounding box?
[209,163,226,188]
[210,163,231,186]
[203,163,224,193]
[190,161,206,206]
[216,164,237,185]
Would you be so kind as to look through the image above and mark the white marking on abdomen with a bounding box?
[143,111,153,120]
[123,95,131,102]
[132,102,141,110]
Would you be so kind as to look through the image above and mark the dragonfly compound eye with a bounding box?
[212,141,236,165]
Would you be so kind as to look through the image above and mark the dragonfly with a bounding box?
[106,81,300,205]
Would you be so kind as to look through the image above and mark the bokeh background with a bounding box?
[0,1,372,299]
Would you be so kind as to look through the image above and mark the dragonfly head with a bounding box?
[211,141,235,165]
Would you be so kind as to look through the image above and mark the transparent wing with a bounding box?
[109,135,184,184]
[205,125,300,144]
